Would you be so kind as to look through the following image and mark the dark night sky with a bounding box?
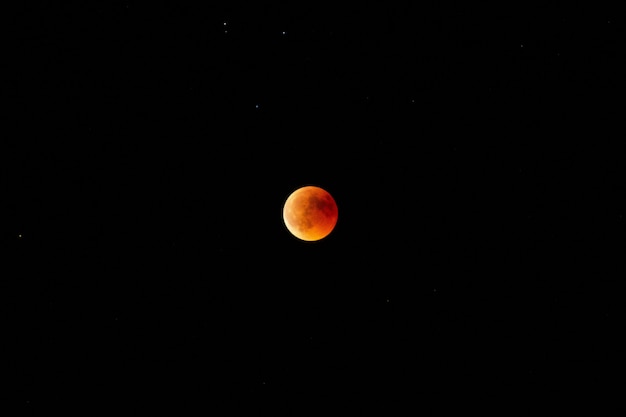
[5,2,624,414]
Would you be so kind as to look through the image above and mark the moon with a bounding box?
[283,186,338,241]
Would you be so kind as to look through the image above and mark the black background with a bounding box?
[5,2,623,414]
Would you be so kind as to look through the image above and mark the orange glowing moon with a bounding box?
[283,186,338,241]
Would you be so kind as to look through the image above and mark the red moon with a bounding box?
[283,186,338,241]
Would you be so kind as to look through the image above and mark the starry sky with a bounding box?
[7,2,623,414]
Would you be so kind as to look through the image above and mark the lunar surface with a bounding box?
[283,186,338,241]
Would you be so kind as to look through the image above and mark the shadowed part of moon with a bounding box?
[283,186,338,241]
